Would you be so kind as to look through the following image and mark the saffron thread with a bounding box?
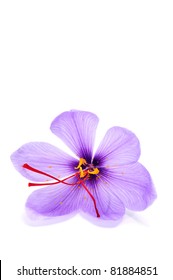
[23,163,100,218]
[80,180,100,218]
[23,164,77,186]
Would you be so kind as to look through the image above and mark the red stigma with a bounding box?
[22,163,100,218]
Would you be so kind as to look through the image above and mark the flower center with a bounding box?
[75,158,99,178]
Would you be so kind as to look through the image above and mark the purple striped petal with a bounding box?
[94,127,140,167]
[26,179,84,217]
[11,142,78,182]
[81,180,125,220]
[50,110,99,162]
[99,163,156,211]
[26,176,125,220]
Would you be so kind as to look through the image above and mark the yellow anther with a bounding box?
[75,158,87,169]
[79,167,84,178]
[88,168,100,175]
[79,167,88,178]
[75,158,99,178]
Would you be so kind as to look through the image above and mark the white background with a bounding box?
[0,1,173,279]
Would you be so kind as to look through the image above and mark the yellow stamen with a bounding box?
[79,167,84,178]
[75,158,87,169]
[88,168,100,175]
[75,158,100,178]
[79,167,88,178]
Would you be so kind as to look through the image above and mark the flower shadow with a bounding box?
[125,210,150,226]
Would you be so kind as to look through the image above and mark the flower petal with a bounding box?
[50,110,99,162]
[93,126,140,167]
[100,163,156,211]
[80,180,125,220]
[26,177,125,220]
[26,180,84,217]
[11,142,78,182]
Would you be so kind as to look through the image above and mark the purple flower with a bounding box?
[11,110,156,223]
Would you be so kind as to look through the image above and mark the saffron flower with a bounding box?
[11,110,156,223]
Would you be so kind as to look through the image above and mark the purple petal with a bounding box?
[99,163,156,211]
[26,176,125,220]
[26,179,84,216]
[50,110,99,162]
[80,180,125,220]
[11,142,78,182]
[94,127,140,167]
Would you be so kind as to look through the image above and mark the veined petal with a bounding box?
[94,126,140,167]
[100,163,156,211]
[50,110,99,162]
[11,142,78,182]
[26,177,125,220]
[26,179,84,217]
[80,180,125,220]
